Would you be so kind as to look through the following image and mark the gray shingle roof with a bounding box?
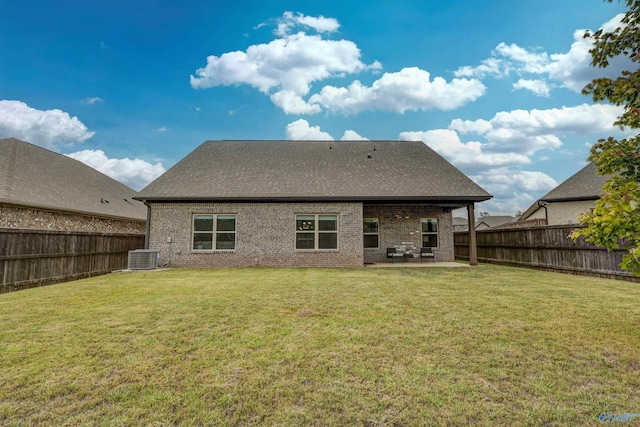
[0,138,146,221]
[136,140,492,203]
[519,161,610,221]
[540,161,609,202]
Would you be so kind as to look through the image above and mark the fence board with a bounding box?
[454,225,639,282]
[0,228,145,293]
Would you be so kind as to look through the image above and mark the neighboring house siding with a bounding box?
[546,200,595,225]
[148,202,364,267]
[0,204,145,234]
[525,207,547,221]
[362,205,454,263]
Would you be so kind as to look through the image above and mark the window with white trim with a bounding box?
[421,218,438,248]
[296,214,338,250]
[193,214,236,250]
[363,218,379,248]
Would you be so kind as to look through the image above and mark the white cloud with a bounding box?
[454,57,504,79]
[398,128,558,215]
[544,30,596,92]
[494,42,550,74]
[472,168,557,215]
[191,12,485,115]
[402,102,625,215]
[0,100,94,150]
[81,97,103,105]
[403,104,621,175]
[190,31,374,94]
[275,11,340,36]
[309,67,486,114]
[513,79,551,97]
[454,42,553,90]
[157,126,167,132]
[448,118,492,135]
[190,17,379,115]
[282,122,368,140]
[489,104,619,134]
[66,149,165,191]
[285,119,333,140]
[474,168,557,198]
[341,130,368,140]
[546,15,632,92]
[270,90,322,115]
[474,192,534,217]
[454,14,634,96]
[399,129,530,172]
[449,103,623,155]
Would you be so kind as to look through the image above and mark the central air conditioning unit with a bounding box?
[128,249,160,270]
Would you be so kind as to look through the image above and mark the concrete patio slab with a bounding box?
[365,262,470,268]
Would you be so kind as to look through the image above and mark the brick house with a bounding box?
[135,140,492,267]
[519,162,609,226]
[0,138,146,233]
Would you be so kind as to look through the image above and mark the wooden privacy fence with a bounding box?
[0,228,145,293]
[454,225,639,282]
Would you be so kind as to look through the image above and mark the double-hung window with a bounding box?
[193,214,236,250]
[421,218,438,248]
[363,218,379,248]
[296,214,338,250]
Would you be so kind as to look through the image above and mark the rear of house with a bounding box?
[135,140,492,267]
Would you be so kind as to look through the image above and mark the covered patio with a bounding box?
[363,202,482,266]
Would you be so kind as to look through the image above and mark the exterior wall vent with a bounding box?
[128,249,160,270]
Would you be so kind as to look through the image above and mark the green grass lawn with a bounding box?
[1,265,639,426]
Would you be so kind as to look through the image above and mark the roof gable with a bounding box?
[0,138,146,221]
[540,162,609,202]
[519,162,610,221]
[137,140,492,203]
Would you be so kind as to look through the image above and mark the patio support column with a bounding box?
[467,203,478,266]
[144,202,151,249]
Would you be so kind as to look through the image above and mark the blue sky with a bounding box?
[0,0,629,215]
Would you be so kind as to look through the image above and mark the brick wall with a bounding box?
[148,202,364,267]
[362,205,454,263]
[0,204,145,234]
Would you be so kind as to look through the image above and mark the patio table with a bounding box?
[399,242,418,262]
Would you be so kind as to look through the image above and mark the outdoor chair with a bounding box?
[420,247,435,263]
[386,247,404,262]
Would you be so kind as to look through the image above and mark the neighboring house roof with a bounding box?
[475,215,516,229]
[0,138,146,221]
[540,162,609,202]
[519,162,609,220]
[136,140,492,203]
[453,216,468,228]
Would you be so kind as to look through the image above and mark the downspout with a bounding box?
[537,201,548,225]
